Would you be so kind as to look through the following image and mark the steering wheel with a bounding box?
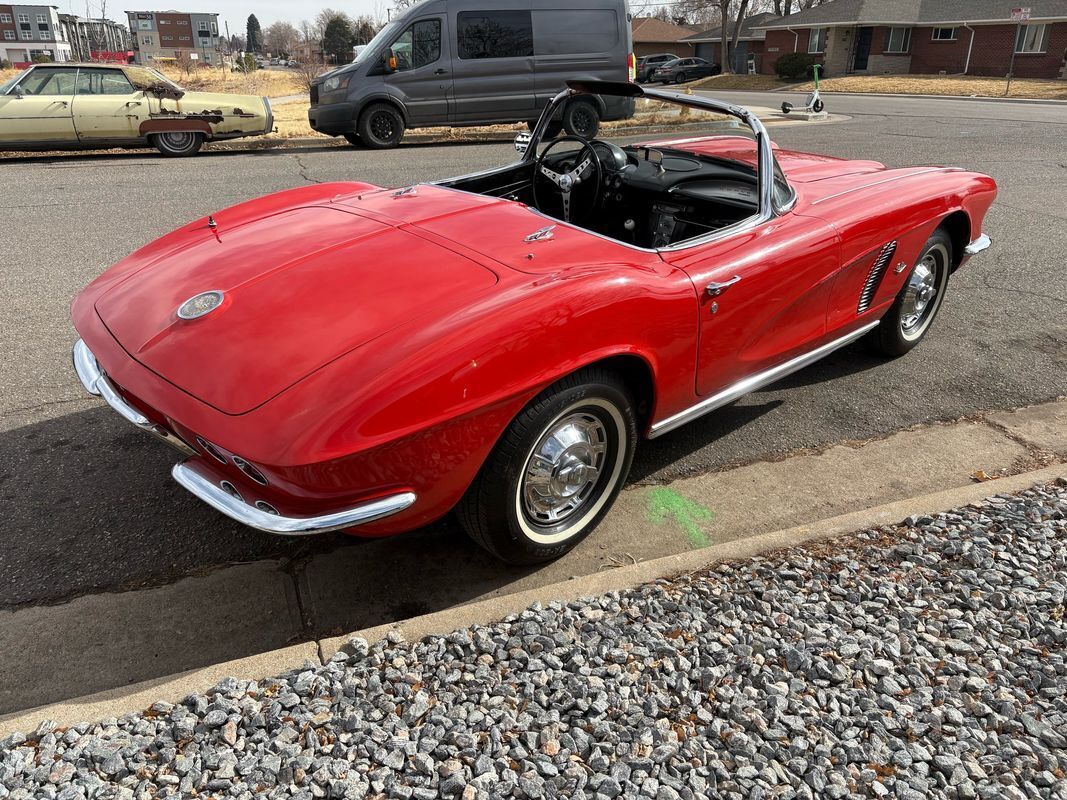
[533,136,603,225]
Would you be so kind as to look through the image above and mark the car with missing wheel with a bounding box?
[0,63,272,157]
[71,80,995,564]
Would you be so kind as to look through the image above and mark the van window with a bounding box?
[532,10,619,55]
[392,19,442,70]
[457,10,533,59]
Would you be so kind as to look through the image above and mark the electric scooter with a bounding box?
[781,63,825,114]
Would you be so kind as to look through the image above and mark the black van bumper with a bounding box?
[308,101,356,135]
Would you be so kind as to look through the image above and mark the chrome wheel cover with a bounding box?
[900,244,946,341]
[521,411,608,525]
[161,131,195,150]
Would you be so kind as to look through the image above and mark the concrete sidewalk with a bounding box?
[0,399,1063,721]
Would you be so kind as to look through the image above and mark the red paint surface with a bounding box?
[71,143,996,536]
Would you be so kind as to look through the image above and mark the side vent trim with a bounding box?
[858,241,897,314]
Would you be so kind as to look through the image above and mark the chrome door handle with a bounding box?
[706,276,741,296]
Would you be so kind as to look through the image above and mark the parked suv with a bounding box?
[635,53,677,83]
[309,0,636,149]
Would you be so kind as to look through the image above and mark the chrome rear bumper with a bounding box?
[73,338,417,536]
[172,462,416,534]
[964,233,991,256]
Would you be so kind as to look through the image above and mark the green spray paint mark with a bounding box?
[647,487,714,549]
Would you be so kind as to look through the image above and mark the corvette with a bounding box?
[71,81,996,563]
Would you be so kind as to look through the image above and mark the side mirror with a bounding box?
[382,48,397,73]
[12,85,23,98]
[514,130,531,154]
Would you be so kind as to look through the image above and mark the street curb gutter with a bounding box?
[2,462,1065,737]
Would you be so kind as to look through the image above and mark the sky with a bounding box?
[59,0,391,35]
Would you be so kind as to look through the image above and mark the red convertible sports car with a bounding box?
[72,81,995,564]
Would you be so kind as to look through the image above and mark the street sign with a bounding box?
[1011,7,1031,21]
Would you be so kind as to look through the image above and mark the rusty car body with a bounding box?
[0,63,272,156]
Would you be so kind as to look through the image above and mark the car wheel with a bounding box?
[562,101,600,139]
[458,368,636,564]
[675,71,687,84]
[870,229,952,357]
[342,132,363,147]
[153,131,204,157]
[358,103,404,149]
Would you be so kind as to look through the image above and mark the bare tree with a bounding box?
[264,20,298,57]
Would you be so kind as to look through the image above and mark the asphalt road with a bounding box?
[1,93,1065,610]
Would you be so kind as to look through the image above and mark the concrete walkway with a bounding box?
[1,399,1063,718]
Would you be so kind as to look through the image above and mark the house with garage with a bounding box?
[681,12,778,74]
[754,0,1067,79]
[630,16,697,59]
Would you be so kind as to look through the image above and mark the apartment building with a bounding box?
[125,9,220,64]
[0,4,74,65]
[58,14,132,61]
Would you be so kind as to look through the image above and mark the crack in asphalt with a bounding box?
[0,396,89,419]
[292,153,323,184]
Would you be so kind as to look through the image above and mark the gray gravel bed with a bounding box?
[2,482,1065,800]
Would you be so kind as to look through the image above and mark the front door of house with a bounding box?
[853,27,873,71]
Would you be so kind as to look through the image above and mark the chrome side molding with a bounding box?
[172,461,417,535]
[649,321,881,438]
[964,233,991,256]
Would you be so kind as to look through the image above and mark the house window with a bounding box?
[1015,23,1048,53]
[198,21,207,30]
[931,27,957,41]
[141,35,153,45]
[17,13,29,23]
[177,19,188,25]
[0,13,11,23]
[180,35,190,40]
[36,14,46,24]
[158,18,170,24]
[210,22,217,33]
[885,27,911,53]
[807,27,827,53]
[3,31,13,40]
[138,20,151,30]
[20,30,31,40]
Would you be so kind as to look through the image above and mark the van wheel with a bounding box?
[358,103,404,149]
[343,132,363,147]
[153,131,204,157]
[563,101,600,139]
[458,368,636,565]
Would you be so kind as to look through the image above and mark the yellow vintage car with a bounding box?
[0,63,273,157]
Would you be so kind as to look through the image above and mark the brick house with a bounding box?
[630,16,697,59]
[681,12,778,73]
[755,0,1067,79]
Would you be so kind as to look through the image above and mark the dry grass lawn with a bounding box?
[691,71,1067,100]
[0,64,305,97]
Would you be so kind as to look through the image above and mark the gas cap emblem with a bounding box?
[177,290,225,320]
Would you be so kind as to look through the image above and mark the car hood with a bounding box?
[94,204,498,415]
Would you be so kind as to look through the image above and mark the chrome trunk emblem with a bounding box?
[177,290,225,320]
[524,225,556,243]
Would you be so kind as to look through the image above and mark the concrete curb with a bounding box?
[701,86,1067,105]
[2,461,1064,738]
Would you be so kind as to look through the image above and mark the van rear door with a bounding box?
[450,6,536,123]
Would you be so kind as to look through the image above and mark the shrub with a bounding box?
[31,53,55,63]
[774,52,818,80]
[0,58,12,69]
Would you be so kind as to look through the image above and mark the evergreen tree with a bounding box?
[246,14,262,53]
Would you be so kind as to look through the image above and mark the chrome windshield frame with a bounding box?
[521,82,790,252]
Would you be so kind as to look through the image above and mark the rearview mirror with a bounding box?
[383,48,397,73]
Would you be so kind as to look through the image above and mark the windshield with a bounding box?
[1,69,29,94]
[353,20,400,64]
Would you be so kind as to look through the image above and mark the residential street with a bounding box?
[0,91,1065,616]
